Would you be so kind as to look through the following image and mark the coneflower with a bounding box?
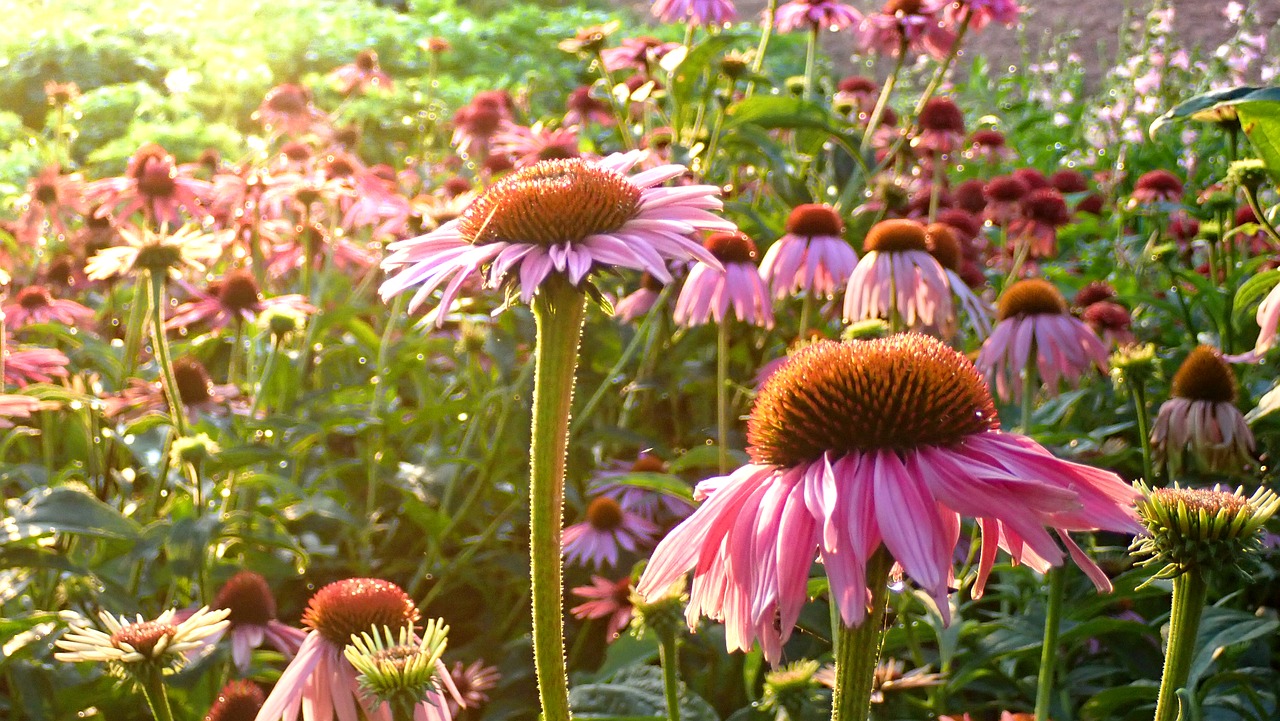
[1150,346,1255,476]
[760,203,857,302]
[843,219,952,332]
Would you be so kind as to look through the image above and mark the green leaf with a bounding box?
[1235,95,1280,180]
[1149,85,1260,136]
[570,665,719,721]
[1186,608,1279,688]
[723,96,834,132]
[1232,268,1280,322]
[1,485,139,543]
[603,472,694,502]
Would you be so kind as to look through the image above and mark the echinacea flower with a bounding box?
[760,204,857,301]
[571,575,636,640]
[1130,169,1184,206]
[445,660,500,715]
[924,223,991,338]
[0,393,53,429]
[1008,188,1071,258]
[254,84,327,136]
[945,0,1022,31]
[674,231,774,328]
[206,680,267,721]
[858,0,955,60]
[84,144,213,225]
[614,273,666,323]
[599,36,682,74]
[166,270,314,332]
[592,453,694,521]
[451,92,514,159]
[637,333,1141,663]
[977,279,1108,402]
[195,571,308,673]
[329,49,393,96]
[563,496,658,569]
[964,129,1012,163]
[843,219,953,331]
[490,123,581,169]
[775,0,862,33]
[255,578,460,721]
[3,342,70,387]
[1227,278,1280,363]
[2,285,95,328]
[16,165,84,245]
[379,152,732,324]
[55,606,230,670]
[564,87,614,127]
[85,224,222,281]
[344,621,451,715]
[1132,483,1279,581]
[1081,301,1135,347]
[913,97,967,156]
[651,0,736,27]
[1151,346,1255,475]
[103,357,241,422]
[982,176,1029,226]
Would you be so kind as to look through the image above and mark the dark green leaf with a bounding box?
[2,486,139,543]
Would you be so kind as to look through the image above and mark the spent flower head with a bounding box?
[1110,342,1158,388]
[1132,482,1279,582]
[344,620,450,709]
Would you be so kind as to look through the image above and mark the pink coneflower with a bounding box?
[858,0,955,60]
[255,578,459,721]
[3,285,95,328]
[1081,301,1135,347]
[84,144,213,225]
[964,129,1012,163]
[199,571,307,673]
[253,84,327,136]
[1151,346,1255,475]
[982,176,1029,226]
[3,342,70,387]
[1230,279,1280,363]
[451,92,515,159]
[833,76,879,118]
[614,273,666,323]
[16,165,83,245]
[1011,168,1050,191]
[1050,169,1089,194]
[945,0,1022,30]
[1008,188,1071,258]
[775,0,862,33]
[103,357,240,421]
[563,496,658,569]
[925,223,991,338]
[600,36,682,74]
[843,219,953,330]
[637,334,1141,663]
[976,279,1108,402]
[592,453,695,521]
[1131,169,1183,205]
[0,393,52,429]
[491,123,581,169]
[166,271,313,332]
[571,575,635,640]
[206,680,267,721]
[379,152,732,324]
[651,0,736,27]
[951,179,987,215]
[565,87,614,127]
[340,166,412,241]
[445,660,500,715]
[330,49,393,96]
[1073,280,1117,310]
[913,97,966,156]
[760,204,857,301]
[674,231,774,328]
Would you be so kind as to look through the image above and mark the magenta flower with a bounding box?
[1151,346,1255,475]
[253,84,328,136]
[84,144,213,225]
[444,660,500,715]
[945,0,1022,31]
[976,279,1108,402]
[166,270,314,332]
[651,0,736,27]
[614,273,666,323]
[571,575,636,641]
[775,0,862,33]
[674,231,774,329]
[450,91,514,159]
[185,571,307,673]
[1130,169,1184,206]
[3,341,70,387]
[592,453,695,521]
[1081,301,1135,347]
[329,50,393,96]
[2,286,95,329]
[858,0,955,60]
[760,204,857,301]
[843,219,953,331]
[637,334,1141,663]
[255,578,459,721]
[562,496,658,569]
[491,123,582,169]
[379,152,732,324]
[1007,188,1071,259]
[600,36,682,74]
[0,393,51,429]
[16,165,84,246]
[913,97,967,156]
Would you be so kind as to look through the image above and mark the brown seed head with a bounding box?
[16,285,53,310]
[1011,168,1050,191]
[1073,280,1116,308]
[997,279,1068,320]
[172,357,215,405]
[1050,170,1089,194]
[212,571,277,627]
[1135,169,1183,200]
[129,144,177,198]
[747,334,999,466]
[918,97,965,134]
[205,680,266,721]
[217,270,262,313]
[786,204,844,237]
[355,49,379,72]
[586,497,625,530]
[924,223,962,272]
[1170,345,1236,403]
[1020,188,1071,227]
[883,0,924,15]
[263,84,311,116]
[863,219,928,253]
[302,578,419,646]
[110,619,177,659]
[1082,301,1131,331]
[984,176,1029,203]
[969,129,1005,148]
[630,454,667,473]
[1151,486,1248,517]
[703,231,759,264]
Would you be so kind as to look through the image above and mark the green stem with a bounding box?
[1131,383,1155,481]
[860,42,908,152]
[1153,571,1208,721]
[831,550,893,721]
[1034,567,1067,721]
[1242,185,1280,248]
[803,23,820,101]
[595,52,636,151]
[366,294,406,522]
[574,284,673,433]
[745,0,779,98]
[798,292,815,341]
[251,335,283,418]
[138,667,176,721]
[146,271,189,438]
[529,276,587,721]
[122,276,150,382]
[659,634,682,721]
[716,317,731,474]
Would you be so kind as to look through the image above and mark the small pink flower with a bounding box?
[651,0,736,27]
[445,660,500,715]
[913,97,967,156]
[1130,169,1183,206]
[491,123,582,169]
[562,496,658,569]
[1081,301,1135,347]
[775,0,862,33]
[1152,346,1255,475]
[185,571,307,673]
[600,36,682,74]
[614,273,666,323]
[253,84,327,136]
[760,204,857,301]
[166,270,314,332]
[84,144,213,225]
[843,219,953,330]
[16,165,84,246]
[3,285,95,328]
[3,342,70,387]
[565,87,614,127]
[591,453,695,521]
[977,279,1108,402]
[329,49,393,96]
[674,231,774,328]
[571,575,636,641]
[858,0,955,60]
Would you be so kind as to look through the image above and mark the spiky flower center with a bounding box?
[970,129,1005,147]
[213,571,277,627]
[748,334,998,466]
[205,680,266,721]
[1152,487,1247,517]
[110,620,176,658]
[1135,170,1182,197]
[924,223,962,272]
[264,84,310,115]
[302,578,419,646]
[1082,301,1130,331]
[456,159,642,248]
[1051,170,1089,193]
[630,454,666,473]
[173,357,215,405]
[16,286,52,310]
[997,279,1067,320]
[218,270,262,313]
[984,176,1028,203]
[355,49,379,71]
[786,204,844,237]
[1171,345,1235,403]
[918,98,965,134]
[132,241,184,272]
[1020,188,1071,226]
[1133,483,1279,578]
[586,497,625,530]
[703,231,758,264]
[863,219,928,253]
[34,179,59,205]
[1074,280,1116,308]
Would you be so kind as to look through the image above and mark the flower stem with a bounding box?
[803,24,820,101]
[659,633,682,721]
[251,335,283,418]
[122,276,150,382]
[146,270,189,438]
[1153,570,1208,721]
[861,42,907,152]
[798,292,815,341]
[529,275,587,721]
[1130,382,1155,481]
[745,0,779,98]
[1034,566,1067,721]
[137,667,176,721]
[831,549,892,721]
[716,317,732,474]
[574,284,673,433]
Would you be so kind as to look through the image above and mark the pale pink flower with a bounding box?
[380,152,733,324]
[858,0,955,60]
[329,50,393,96]
[563,496,659,569]
[775,0,862,33]
[166,270,314,332]
[1228,279,1280,363]
[600,36,682,74]
[16,165,84,245]
[491,123,582,169]
[977,279,1108,402]
[2,286,95,328]
[445,660,500,715]
[184,571,307,673]
[651,0,736,27]
[637,334,1141,663]
[760,204,857,300]
[0,393,53,429]
[925,223,991,339]
[255,578,459,721]
[253,84,327,136]
[946,0,1022,31]
[843,219,953,330]
[84,144,213,225]
[571,576,635,641]
[4,343,70,387]
[450,91,514,159]
[614,273,666,323]
[1151,345,1255,475]
[591,453,695,521]
[674,231,774,328]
